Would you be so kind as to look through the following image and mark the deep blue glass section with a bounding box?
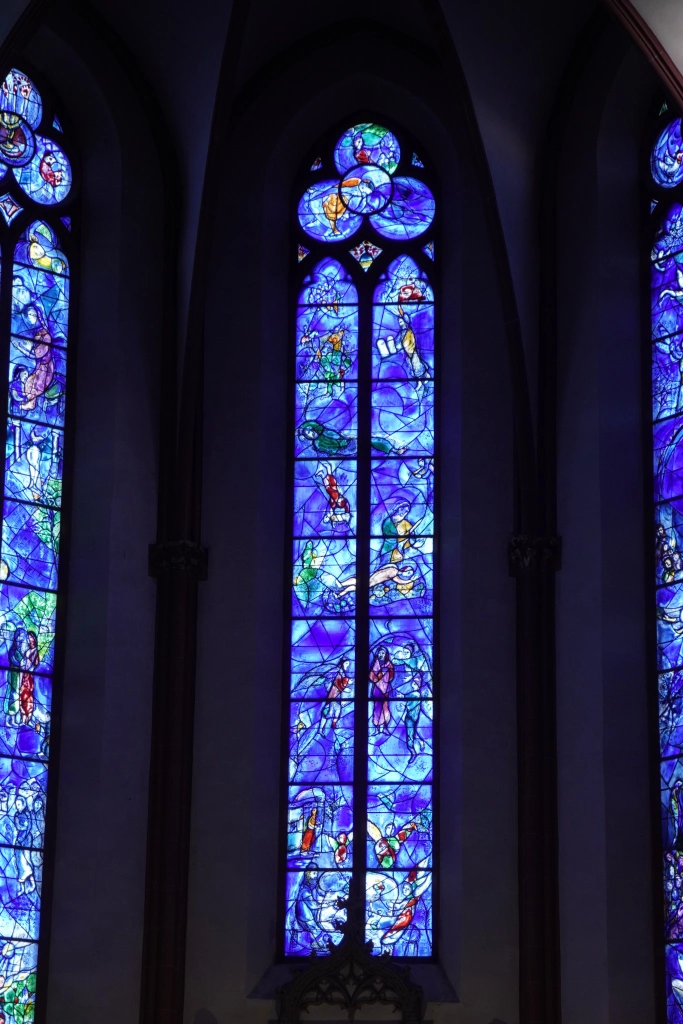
[289,701,355,783]
[662,671,683,759]
[370,178,435,241]
[287,784,354,868]
[652,119,683,188]
[667,943,683,1022]
[371,380,434,458]
[2,500,59,591]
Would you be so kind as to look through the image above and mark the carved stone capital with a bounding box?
[148,539,208,580]
[276,926,424,1024]
[508,534,561,575]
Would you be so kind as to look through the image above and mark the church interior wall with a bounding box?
[190,29,517,1024]
[555,27,658,1024]
[14,15,163,1022]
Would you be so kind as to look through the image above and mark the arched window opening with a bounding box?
[284,121,437,959]
[0,67,75,1020]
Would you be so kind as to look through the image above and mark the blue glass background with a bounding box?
[654,415,683,503]
[666,850,683,940]
[2,501,59,591]
[289,701,355,783]
[370,178,435,241]
[368,701,433,784]
[371,381,434,458]
[0,843,42,940]
[667,943,683,1023]
[294,459,356,537]
[290,619,355,700]
[662,671,683,759]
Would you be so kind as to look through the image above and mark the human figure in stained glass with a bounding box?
[327,831,351,865]
[320,658,350,730]
[301,807,318,853]
[379,867,430,954]
[404,674,426,761]
[4,628,27,723]
[381,500,417,563]
[370,646,394,734]
[318,465,352,526]
[398,308,431,387]
[298,420,352,457]
[367,818,418,869]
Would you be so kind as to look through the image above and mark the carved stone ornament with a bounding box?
[148,539,208,579]
[277,899,424,1024]
[508,534,561,575]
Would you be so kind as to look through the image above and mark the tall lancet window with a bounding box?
[649,106,683,1023]
[283,122,437,959]
[0,67,75,1019]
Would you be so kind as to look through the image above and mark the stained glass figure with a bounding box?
[286,123,435,960]
[0,195,21,227]
[412,153,424,168]
[350,240,382,272]
[0,67,74,1020]
[298,244,310,262]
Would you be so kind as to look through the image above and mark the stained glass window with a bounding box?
[0,67,75,1019]
[284,122,436,959]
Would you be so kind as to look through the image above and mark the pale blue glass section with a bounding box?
[13,136,72,206]
[370,178,435,241]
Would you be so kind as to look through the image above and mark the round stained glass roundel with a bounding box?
[334,123,400,176]
[339,165,392,215]
[298,178,363,242]
[652,119,683,189]
[370,177,435,241]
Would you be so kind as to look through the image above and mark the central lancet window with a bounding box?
[283,121,437,958]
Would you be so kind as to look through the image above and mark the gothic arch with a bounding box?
[189,19,518,1024]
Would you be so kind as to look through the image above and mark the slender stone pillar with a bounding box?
[509,536,562,1024]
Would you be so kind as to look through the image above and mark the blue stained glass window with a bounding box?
[0,67,75,1019]
[285,122,436,959]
